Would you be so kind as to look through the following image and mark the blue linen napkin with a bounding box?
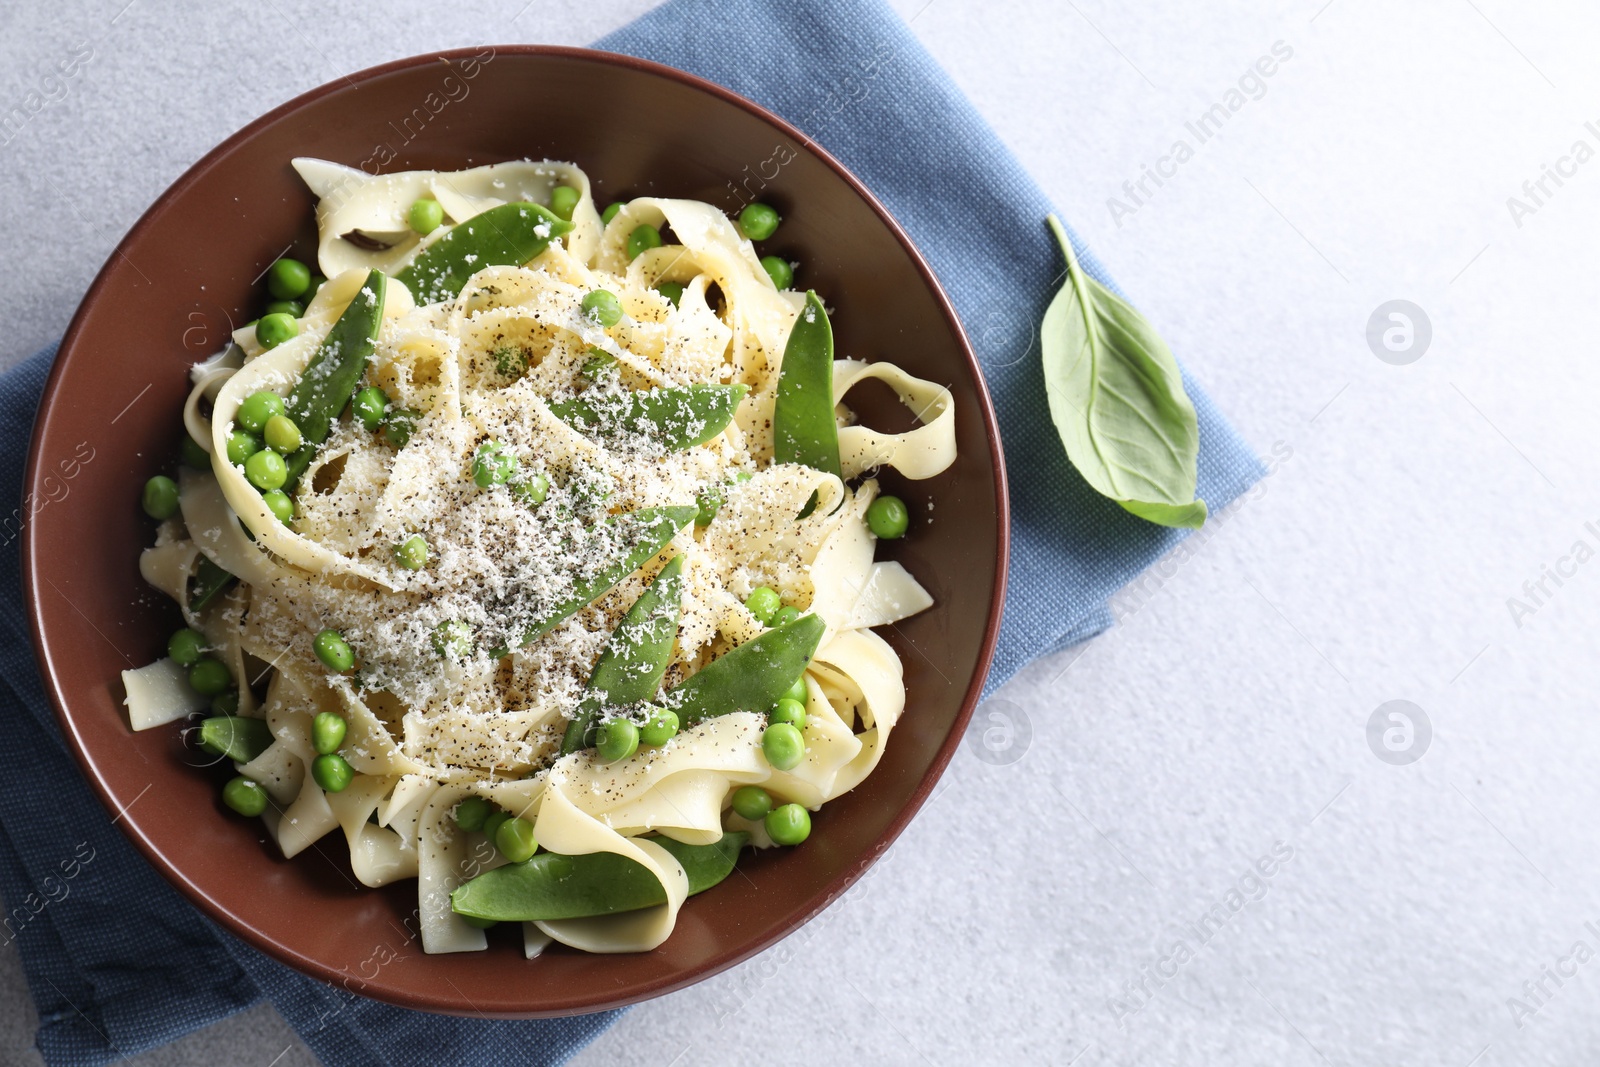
[0,0,1263,1063]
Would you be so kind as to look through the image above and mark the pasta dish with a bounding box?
[124,158,955,956]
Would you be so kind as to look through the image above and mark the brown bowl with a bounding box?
[23,46,1008,1017]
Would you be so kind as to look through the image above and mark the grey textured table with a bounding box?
[4,0,1599,1064]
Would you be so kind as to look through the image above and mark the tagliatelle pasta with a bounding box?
[122,159,957,955]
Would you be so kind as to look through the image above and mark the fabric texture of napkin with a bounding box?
[0,0,1263,1063]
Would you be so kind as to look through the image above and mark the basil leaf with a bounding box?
[1040,215,1207,529]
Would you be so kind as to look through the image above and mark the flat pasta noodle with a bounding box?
[128,159,957,955]
[271,774,341,860]
[834,358,958,481]
[182,346,243,453]
[804,628,906,798]
[235,741,304,807]
[531,787,691,953]
[325,775,417,887]
[122,659,208,731]
[291,158,604,282]
[206,584,260,717]
[138,539,198,607]
[416,782,486,954]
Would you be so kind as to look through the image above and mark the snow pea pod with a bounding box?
[670,613,825,729]
[198,715,273,764]
[395,202,573,305]
[772,291,841,478]
[188,556,236,612]
[450,831,748,923]
[282,269,387,487]
[548,384,748,451]
[490,505,698,658]
[560,555,685,755]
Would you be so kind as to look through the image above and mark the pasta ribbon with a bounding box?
[835,358,957,480]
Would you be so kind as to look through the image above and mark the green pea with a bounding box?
[739,203,781,241]
[408,197,445,235]
[744,587,781,626]
[236,390,285,433]
[730,785,772,821]
[304,274,326,305]
[264,299,303,318]
[167,628,206,666]
[312,711,347,755]
[581,289,623,327]
[771,605,801,628]
[261,490,294,524]
[188,658,232,696]
[222,776,268,817]
[655,281,684,307]
[627,224,663,261]
[226,429,261,466]
[141,475,179,520]
[382,408,419,450]
[511,473,549,507]
[394,534,429,570]
[783,675,809,705]
[255,313,298,350]
[266,258,312,300]
[211,689,240,716]
[596,718,640,763]
[311,753,354,793]
[764,802,811,845]
[640,709,679,747]
[313,629,354,672]
[481,810,511,842]
[762,722,805,770]
[263,414,302,453]
[770,697,807,731]
[601,202,623,225]
[244,449,287,491]
[495,816,538,863]
[549,185,580,221]
[352,386,390,432]
[866,494,910,539]
[180,433,210,469]
[433,619,473,659]
[471,440,517,488]
[455,795,493,832]
[695,484,723,527]
[580,349,617,380]
[760,255,794,290]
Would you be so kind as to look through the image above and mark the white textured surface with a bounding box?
[3,0,1599,1064]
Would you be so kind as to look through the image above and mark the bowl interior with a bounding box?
[24,47,1005,1016]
